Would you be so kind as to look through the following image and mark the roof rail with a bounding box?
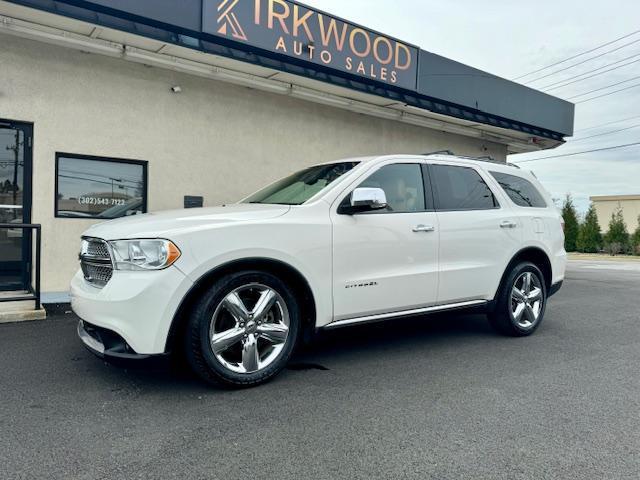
[422,150,520,169]
[423,150,455,156]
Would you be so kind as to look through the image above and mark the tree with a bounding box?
[631,215,640,256]
[561,195,580,252]
[576,204,602,253]
[604,209,630,255]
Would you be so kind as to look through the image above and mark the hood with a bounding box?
[83,204,291,240]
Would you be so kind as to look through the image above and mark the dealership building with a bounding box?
[591,195,640,234]
[0,0,574,318]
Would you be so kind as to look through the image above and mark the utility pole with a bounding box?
[5,129,24,216]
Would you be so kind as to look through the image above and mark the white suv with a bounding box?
[72,154,566,387]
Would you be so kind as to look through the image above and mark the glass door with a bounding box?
[0,121,33,291]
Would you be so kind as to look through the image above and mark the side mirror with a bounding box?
[342,187,388,214]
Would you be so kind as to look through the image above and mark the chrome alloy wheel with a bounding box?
[510,272,544,329]
[209,284,290,374]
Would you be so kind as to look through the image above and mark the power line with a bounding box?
[570,123,640,143]
[575,114,640,133]
[512,141,640,163]
[513,29,640,80]
[540,55,640,91]
[568,74,640,99]
[523,37,640,85]
[574,82,640,103]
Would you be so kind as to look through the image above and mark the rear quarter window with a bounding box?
[490,172,547,208]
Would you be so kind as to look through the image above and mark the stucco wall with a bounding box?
[0,34,507,293]
[592,197,640,234]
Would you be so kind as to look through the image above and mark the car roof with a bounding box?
[314,156,378,166]
[316,154,526,175]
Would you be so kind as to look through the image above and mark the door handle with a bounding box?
[413,224,435,233]
[500,221,517,229]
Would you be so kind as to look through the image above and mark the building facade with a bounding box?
[0,0,574,306]
[591,195,640,233]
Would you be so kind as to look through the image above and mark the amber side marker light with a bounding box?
[166,241,182,267]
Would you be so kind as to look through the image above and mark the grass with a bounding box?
[568,252,640,262]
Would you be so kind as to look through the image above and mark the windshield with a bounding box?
[244,162,359,205]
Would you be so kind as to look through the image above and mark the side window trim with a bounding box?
[421,163,436,212]
[428,163,501,212]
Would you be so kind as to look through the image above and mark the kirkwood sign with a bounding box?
[202,0,419,90]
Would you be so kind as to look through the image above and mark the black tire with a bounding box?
[184,270,301,388]
[488,262,547,337]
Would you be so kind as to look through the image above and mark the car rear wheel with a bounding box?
[489,262,547,336]
[185,271,300,388]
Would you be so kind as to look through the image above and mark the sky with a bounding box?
[304,0,640,215]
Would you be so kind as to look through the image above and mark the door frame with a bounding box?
[329,158,440,321]
[0,119,34,292]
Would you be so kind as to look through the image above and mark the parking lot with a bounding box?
[1,259,639,480]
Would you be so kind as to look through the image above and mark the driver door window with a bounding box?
[354,163,427,213]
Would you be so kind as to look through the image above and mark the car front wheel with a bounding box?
[185,271,300,388]
[489,262,547,336]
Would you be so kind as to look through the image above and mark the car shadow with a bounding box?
[297,312,494,364]
[90,311,496,392]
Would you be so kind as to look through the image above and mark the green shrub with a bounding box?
[576,204,602,253]
[604,209,630,255]
[631,215,640,256]
[561,195,580,252]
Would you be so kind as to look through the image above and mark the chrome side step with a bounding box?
[323,300,488,330]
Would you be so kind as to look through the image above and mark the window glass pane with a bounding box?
[56,155,146,219]
[358,164,426,213]
[490,172,547,208]
[0,128,24,212]
[245,162,358,205]
[431,165,498,211]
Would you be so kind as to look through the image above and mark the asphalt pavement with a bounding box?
[1,259,639,480]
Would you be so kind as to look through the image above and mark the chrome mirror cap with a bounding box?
[351,188,388,211]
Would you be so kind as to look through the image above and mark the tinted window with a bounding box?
[56,154,147,219]
[431,165,498,211]
[357,164,426,213]
[490,172,547,208]
[245,162,358,205]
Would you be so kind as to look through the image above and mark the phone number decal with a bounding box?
[78,197,126,206]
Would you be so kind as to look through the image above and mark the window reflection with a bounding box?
[56,155,146,219]
[0,128,24,217]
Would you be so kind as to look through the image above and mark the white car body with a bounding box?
[71,154,566,361]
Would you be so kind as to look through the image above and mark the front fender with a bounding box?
[171,221,334,328]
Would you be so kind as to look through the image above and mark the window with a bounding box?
[245,162,358,205]
[430,164,498,211]
[490,172,547,208]
[354,163,427,213]
[55,153,147,219]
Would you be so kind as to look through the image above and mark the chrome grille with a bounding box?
[86,241,109,258]
[80,238,113,287]
[81,263,113,286]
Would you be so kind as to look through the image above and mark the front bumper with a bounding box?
[70,265,194,355]
[549,281,563,298]
[77,319,169,367]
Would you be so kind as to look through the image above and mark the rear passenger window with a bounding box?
[490,172,547,208]
[430,165,499,211]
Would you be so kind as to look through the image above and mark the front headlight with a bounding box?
[109,239,181,271]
